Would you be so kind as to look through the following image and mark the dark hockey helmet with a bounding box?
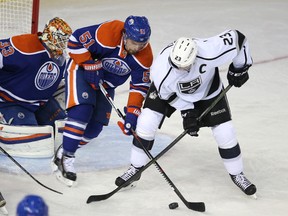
[17,195,48,216]
[124,15,151,43]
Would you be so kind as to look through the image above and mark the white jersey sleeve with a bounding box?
[195,29,252,68]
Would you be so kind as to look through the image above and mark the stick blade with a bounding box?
[87,194,111,203]
[188,202,205,212]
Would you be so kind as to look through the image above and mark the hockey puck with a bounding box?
[168,202,179,209]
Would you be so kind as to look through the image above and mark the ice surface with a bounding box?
[1,0,288,215]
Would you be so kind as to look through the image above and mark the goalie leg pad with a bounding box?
[0,123,54,158]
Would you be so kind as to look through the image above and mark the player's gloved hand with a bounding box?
[227,63,251,88]
[117,106,141,136]
[83,60,103,90]
[181,109,199,136]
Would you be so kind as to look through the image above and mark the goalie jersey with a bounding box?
[0,34,66,111]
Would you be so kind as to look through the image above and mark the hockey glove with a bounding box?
[227,63,250,88]
[117,106,141,136]
[181,109,199,137]
[83,60,103,90]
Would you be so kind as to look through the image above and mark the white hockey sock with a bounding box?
[222,154,243,175]
[130,145,149,168]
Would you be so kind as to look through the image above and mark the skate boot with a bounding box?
[51,145,63,172]
[56,154,77,187]
[230,172,257,197]
[115,165,142,188]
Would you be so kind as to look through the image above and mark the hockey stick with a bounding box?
[0,146,63,195]
[87,84,231,210]
[96,83,206,211]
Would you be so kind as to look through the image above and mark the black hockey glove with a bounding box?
[227,63,251,87]
[181,109,199,137]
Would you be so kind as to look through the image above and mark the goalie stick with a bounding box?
[0,146,63,195]
[87,84,231,211]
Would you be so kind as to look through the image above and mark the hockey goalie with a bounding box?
[0,17,71,158]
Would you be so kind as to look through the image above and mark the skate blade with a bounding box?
[249,193,257,199]
[55,170,77,187]
[0,206,8,215]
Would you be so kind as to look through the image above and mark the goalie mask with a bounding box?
[169,37,198,71]
[41,17,72,61]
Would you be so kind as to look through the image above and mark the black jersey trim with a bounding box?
[197,47,236,61]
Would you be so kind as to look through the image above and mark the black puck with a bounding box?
[168,202,179,209]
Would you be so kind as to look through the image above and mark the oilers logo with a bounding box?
[35,61,60,90]
[102,58,131,76]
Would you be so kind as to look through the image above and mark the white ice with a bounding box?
[1,0,288,215]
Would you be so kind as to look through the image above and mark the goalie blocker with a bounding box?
[0,120,65,158]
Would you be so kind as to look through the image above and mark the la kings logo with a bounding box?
[178,76,202,94]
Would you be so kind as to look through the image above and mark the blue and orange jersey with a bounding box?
[0,34,66,111]
[67,20,153,108]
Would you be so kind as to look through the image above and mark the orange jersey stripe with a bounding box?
[67,61,78,108]
[0,133,50,142]
[64,125,85,136]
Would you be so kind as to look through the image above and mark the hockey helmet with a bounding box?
[41,17,72,57]
[169,37,198,71]
[124,15,151,43]
[16,195,48,216]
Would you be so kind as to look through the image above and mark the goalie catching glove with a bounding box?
[83,60,103,90]
[227,63,250,88]
[181,109,199,137]
[118,106,141,135]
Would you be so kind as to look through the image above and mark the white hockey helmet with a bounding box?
[169,37,197,71]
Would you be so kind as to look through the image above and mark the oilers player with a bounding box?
[52,15,153,186]
[0,17,71,126]
[116,30,257,197]
[0,17,72,156]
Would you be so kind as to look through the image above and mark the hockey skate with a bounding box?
[55,154,77,187]
[51,145,63,172]
[115,165,142,189]
[230,172,257,198]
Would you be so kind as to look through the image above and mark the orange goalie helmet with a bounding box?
[41,17,72,57]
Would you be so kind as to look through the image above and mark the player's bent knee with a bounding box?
[136,108,163,140]
[212,120,238,149]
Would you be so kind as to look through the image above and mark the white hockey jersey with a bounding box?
[151,29,252,111]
